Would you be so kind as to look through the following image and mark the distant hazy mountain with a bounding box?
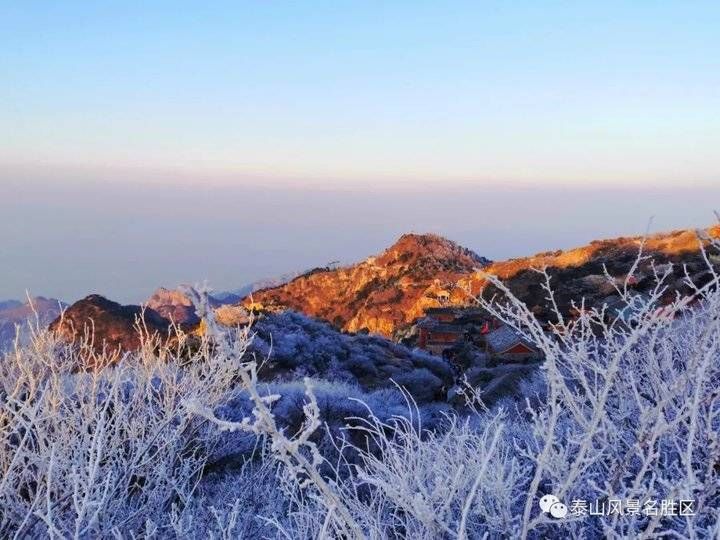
[213,271,304,304]
[0,300,22,311]
[0,296,67,350]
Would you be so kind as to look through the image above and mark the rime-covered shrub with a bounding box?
[0,313,246,538]
[472,234,720,538]
[1,235,719,539]
[248,311,455,402]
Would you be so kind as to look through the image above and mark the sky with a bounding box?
[1,2,719,302]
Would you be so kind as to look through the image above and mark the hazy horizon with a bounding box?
[2,2,719,303]
[2,172,718,304]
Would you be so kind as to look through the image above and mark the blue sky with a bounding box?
[2,1,719,185]
[1,2,720,302]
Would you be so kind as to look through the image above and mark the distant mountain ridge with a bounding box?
[213,271,305,304]
[0,300,22,311]
[0,296,67,350]
[241,226,720,336]
[30,223,720,355]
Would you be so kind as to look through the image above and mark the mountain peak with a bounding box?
[145,287,205,326]
[49,295,170,354]
[0,296,67,351]
[244,234,490,336]
[378,233,490,268]
[244,225,720,337]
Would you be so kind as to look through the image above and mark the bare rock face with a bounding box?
[146,287,201,326]
[0,297,67,350]
[213,304,251,327]
[468,225,720,324]
[242,226,720,336]
[49,295,170,353]
[244,233,491,338]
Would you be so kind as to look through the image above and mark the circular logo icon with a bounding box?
[539,494,560,513]
[539,494,567,519]
[549,502,568,519]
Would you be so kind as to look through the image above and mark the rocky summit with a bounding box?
[146,287,204,327]
[241,226,720,335]
[243,233,491,337]
[49,294,170,353]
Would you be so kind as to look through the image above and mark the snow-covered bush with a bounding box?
[474,233,720,538]
[248,311,455,402]
[1,234,719,538]
[0,300,247,537]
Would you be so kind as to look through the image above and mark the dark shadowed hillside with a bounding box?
[49,295,170,353]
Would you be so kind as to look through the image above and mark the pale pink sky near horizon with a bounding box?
[4,161,719,191]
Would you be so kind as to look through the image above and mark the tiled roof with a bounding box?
[485,325,531,354]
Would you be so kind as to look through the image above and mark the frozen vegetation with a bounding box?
[247,311,456,403]
[0,239,719,539]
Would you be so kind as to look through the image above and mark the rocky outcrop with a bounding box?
[240,226,720,336]
[146,287,202,326]
[144,287,254,328]
[243,233,491,337]
[49,295,170,353]
[466,225,720,324]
